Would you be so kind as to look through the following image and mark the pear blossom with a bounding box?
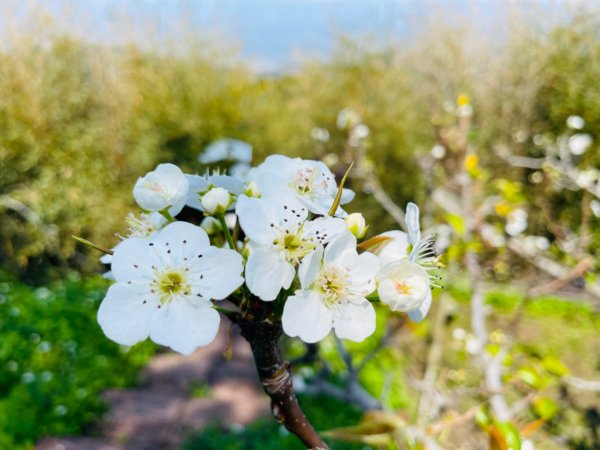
[377,260,432,322]
[185,174,244,212]
[133,163,189,215]
[282,232,379,343]
[566,115,585,130]
[236,194,347,301]
[373,203,437,321]
[97,221,244,355]
[253,155,354,216]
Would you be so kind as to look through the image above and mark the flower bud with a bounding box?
[133,163,189,215]
[200,216,221,235]
[201,187,231,215]
[244,180,261,198]
[344,213,368,238]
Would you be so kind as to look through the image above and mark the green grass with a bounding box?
[0,272,155,449]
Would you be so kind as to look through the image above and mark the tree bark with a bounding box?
[227,308,329,450]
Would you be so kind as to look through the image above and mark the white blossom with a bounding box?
[377,260,432,322]
[253,155,354,216]
[372,203,438,321]
[133,164,189,215]
[236,194,347,301]
[282,232,379,343]
[97,222,244,355]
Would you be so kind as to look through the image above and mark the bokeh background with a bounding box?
[1,1,599,449]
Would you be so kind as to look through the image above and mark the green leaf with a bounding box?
[475,406,492,429]
[496,422,521,450]
[533,397,558,420]
[542,356,569,376]
[516,367,542,389]
[328,161,354,216]
[445,213,465,236]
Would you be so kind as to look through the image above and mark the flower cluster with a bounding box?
[97,149,442,354]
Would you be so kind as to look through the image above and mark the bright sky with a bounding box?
[0,0,587,72]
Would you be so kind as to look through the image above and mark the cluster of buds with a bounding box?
[96,146,443,354]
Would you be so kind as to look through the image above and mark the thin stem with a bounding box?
[218,214,236,250]
[158,208,176,223]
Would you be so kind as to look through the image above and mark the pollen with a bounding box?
[152,270,191,305]
[393,280,412,295]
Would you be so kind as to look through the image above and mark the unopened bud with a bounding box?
[201,187,231,214]
[345,213,368,238]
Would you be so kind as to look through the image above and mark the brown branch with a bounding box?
[226,306,329,450]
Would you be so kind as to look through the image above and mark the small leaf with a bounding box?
[475,405,492,430]
[496,422,521,450]
[445,213,465,236]
[322,410,402,445]
[533,397,558,420]
[516,367,542,389]
[328,161,354,216]
[357,234,393,252]
[542,356,569,376]
[72,235,113,255]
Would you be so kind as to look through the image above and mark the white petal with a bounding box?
[347,251,379,296]
[340,188,355,205]
[97,283,157,346]
[149,298,220,354]
[236,195,278,245]
[282,290,333,343]
[324,232,357,266]
[211,174,245,195]
[408,290,432,322]
[375,230,410,265]
[303,217,347,246]
[190,247,244,300]
[298,246,323,289]
[406,202,421,245]
[151,222,210,265]
[111,238,158,282]
[333,298,376,342]
[245,248,295,301]
[185,174,210,211]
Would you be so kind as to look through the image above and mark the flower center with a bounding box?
[152,270,191,305]
[393,280,412,295]
[274,229,315,264]
[317,266,350,305]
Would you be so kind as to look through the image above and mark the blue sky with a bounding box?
[2,0,583,72]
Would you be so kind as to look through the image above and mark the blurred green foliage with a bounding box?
[0,272,155,449]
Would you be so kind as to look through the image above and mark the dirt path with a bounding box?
[37,325,269,450]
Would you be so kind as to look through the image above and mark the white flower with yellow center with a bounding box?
[373,203,438,322]
[97,222,244,355]
[133,164,189,215]
[253,155,354,216]
[377,260,432,321]
[282,232,379,343]
[236,194,347,301]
